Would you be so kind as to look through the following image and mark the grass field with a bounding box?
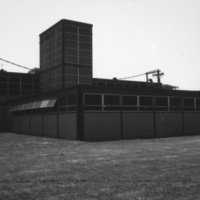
[1,133,200,200]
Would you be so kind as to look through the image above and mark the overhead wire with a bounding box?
[0,57,32,70]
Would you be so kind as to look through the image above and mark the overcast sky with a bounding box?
[0,0,200,90]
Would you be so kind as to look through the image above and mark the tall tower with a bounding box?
[39,19,93,92]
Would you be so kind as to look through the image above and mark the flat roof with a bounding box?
[0,70,39,77]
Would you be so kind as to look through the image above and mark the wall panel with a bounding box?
[21,115,30,135]
[12,116,21,133]
[43,114,57,138]
[58,113,77,139]
[84,112,121,141]
[0,105,4,132]
[31,115,42,136]
[123,112,154,139]
[5,106,12,132]
[156,112,183,137]
[184,113,200,135]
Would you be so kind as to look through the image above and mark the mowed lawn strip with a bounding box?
[0,133,200,200]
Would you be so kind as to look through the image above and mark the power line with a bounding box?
[119,69,164,83]
[119,72,147,80]
[0,57,32,70]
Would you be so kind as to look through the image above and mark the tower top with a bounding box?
[40,19,93,37]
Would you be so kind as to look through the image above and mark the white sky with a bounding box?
[0,0,200,90]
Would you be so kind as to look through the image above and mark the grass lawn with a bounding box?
[1,133,200,200]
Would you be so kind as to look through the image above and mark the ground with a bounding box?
[0,133,200,200]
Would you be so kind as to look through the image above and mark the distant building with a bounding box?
[0,69,39,102]
[0,69,39,132]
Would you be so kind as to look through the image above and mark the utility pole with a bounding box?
[152,69,164,84]
[120,69,164,84]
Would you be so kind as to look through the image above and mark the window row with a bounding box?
[40,26,62,44]
[0,89,39,96]
[65,56,92,65]
[84,94,200,111]
[64,25,92,36]
[41,48,62,57]
[0,77,37,84]
[41,43,62,53]
[65,33,92,43]
[65,67,91,76]
[65,41,91,50]
[10,95,77,113]
[40,35,62,47]
[65,48,92,58]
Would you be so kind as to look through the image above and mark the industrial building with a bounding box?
[1,19,200,141]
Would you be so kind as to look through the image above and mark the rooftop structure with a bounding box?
[40,19,93,92]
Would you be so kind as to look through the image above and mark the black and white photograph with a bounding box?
[0,0,200,199]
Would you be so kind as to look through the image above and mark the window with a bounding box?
[79,35,91,43]
[67,95,77,111]
[40,100,49,108]
[65,33,78,41]
[79,57,91,65]
[79,28,91,36]
[0,77,6,82]
[22,84,32,90]
[65,41,78,49]
[123,95,138,111]
[10,105,18,112]
[67,95,76,105]
[84,94,102,111]
[155,97,168,111]
[65,25,77,34]
[22,78,32,84]
[9,77,20,83]
[79,43,91,51]
[27,102,35,110]
[196,98,200,111]
[79,50,91,58]
[65,55,78,64]
[9,89,20,95]
[58,96,66,112]
[0,89,6,95]
[65,48,78,56]
[170,97,182,111]
[17,104,23,110]
[139,96,153,111]
[79,68,91,76]
[183,98,195,111]
[47,98,57,107]
[104,95,120,111]
[9,83,20,89]
[33,101,42,109]
[22,103,29,110]
[85,94,101,105]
